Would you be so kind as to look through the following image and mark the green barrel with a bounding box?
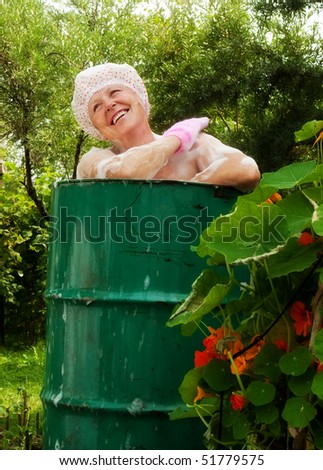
[41,180,240,450]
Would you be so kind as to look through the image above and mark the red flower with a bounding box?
[194,327,227,367]
[298,232,315,246]
[273,339,288,352]
[290,301,312,337]
[230,393,248,411]
[194,349,219,368]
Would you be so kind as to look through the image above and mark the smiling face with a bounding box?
[88,85,148,145]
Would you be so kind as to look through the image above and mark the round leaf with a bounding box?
[313,329,323,363]
[254,344,284,382]
[255,403,279,424]
[282,397,316,427]
[311,372,323,400]
[246,381,276,406]
[203,359,237,392]
[288,368,316,396]
[232,413,250,440]
[178,367,204,405]
[279,346,313,376]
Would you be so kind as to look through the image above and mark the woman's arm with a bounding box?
[76,117,209,179]
[77,136,180,179]
[191,134,261,192]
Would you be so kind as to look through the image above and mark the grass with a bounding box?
[0,342,45,449]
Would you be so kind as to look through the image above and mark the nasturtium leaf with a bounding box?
[259,161,316,190]
[169,405,213,421]
[288,368,316,396]
[278,346,313,376]
[313,329,323,363]
[203,359,237,392]
[254,344,284,382]
[311,372,323,400]
[246,381,276,406]
[312,204,323,236]
[282,397,316,427]
[303,185,323,204]
[203,198,290,264]
[222,402,239,428]
[275,191,314,235]
[299,164,323,186]
[167,269,231,327]
[178,367,204,405]
[232,413,250,440]
[268,420,281,437]
[237,185,279,204]
[294,120,323,143]
[266,237,320,278]
[311,420,323,450]
[255,402,279,424]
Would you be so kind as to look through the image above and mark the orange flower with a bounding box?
[298,232,315,246]
[230,393,248,411]
[244,335,265,361]
[231,354,248,375]
[290,301,312,337]
[230,339,248,374]
[265,193,282,204]
[313,131,323,146]
[194,386,215,403]
[317,362,323,372]
[194,326,226,367]
[203,326,225,350]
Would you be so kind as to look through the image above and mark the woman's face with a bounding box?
[88,84,147,142]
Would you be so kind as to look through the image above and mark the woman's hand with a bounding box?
[163,117,209,153]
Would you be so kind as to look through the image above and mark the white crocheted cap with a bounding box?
[71,63,150,141]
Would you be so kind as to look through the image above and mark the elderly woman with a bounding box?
[72,63,260,191]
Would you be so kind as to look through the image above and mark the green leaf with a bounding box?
[311,372,323,400]
[311,420,323,449]
[232,413,250,440]
[312,204,323,236]
[222,401,240,428]
[203,359,237,392]
[288,368,316,396]
[246,381,276,406]
[202,199,290,264]
[236,185,279,205]
[167,270,231,327]
[178,367,204,405]
[313,329,323,363]
[276,190,314,235]
[294,120,323,143]
[279,346,313,376]
[303,185,323,204]
[169,401,218,421]
[255,402,279,424]
[282,397,316,427]
[266,237,320,278]
[253,344,284,382]
[260,161,316,189]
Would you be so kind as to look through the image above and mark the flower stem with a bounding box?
[263,258,282,312]
[227,351,246,394]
